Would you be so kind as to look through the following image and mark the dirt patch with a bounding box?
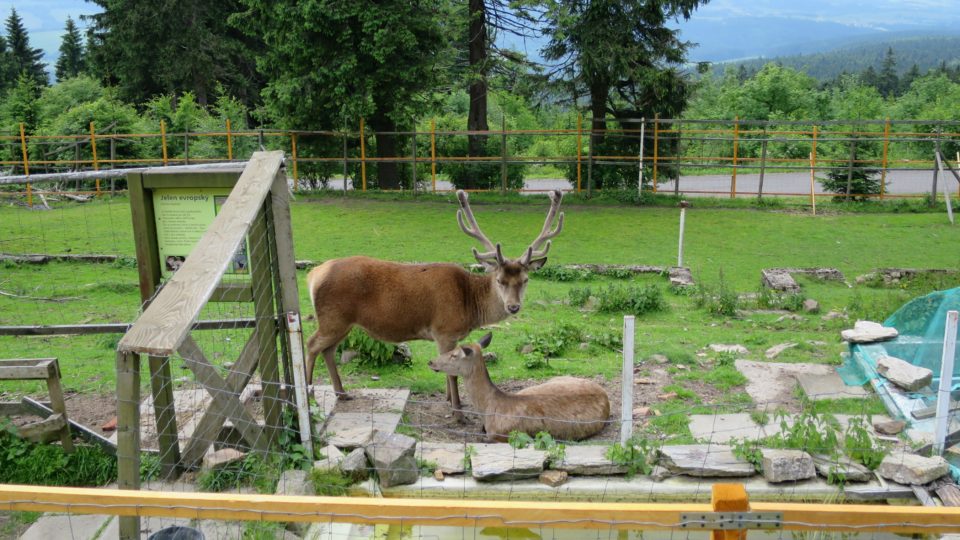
[1,391,116,436]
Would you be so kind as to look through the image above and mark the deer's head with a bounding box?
[456,189,564,315]
[429,332,494,377]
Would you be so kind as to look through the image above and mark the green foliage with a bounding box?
[843,416,889,470]
[309,468,357,496]
[731,437,764,472]
[568,286,593,307]
[197,453,270,492]
[338,327,410,369]
[508,430,566,465]
[694,271,739,317]
[606,436,660,477]
[0,420,116,486]
[595,283,666,316]
[520,323,584,359]
[55,17,85,81]
[535,265,594,282]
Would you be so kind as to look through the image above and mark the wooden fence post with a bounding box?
[500,115,507,195]
[160,120,169,166]
[18,122,31,208]
[845,136,857,201]
[430,118,437,192]
[290,132,299,191]
[880,118,890,199]
[712,484,749,540]
[757,134,768,200]
[226,118,233,161]
[932,125,942,206]
[89,122,101,196]
[411,123,417,193]
[730,116,739,198]
[115,350,141,540]
[360,118,367,191]
[652,114,659,193]
[576,113,583,193]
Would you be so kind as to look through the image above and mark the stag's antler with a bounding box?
[520,190,564,265]
[456,190,504,265]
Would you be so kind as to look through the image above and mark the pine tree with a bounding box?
[0,34,16,94]
[878,47,898,98]
[55,16,85,81]
[4,8,48,87]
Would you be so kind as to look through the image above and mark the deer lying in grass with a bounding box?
[428,333,610,442]
[306,190,564,420]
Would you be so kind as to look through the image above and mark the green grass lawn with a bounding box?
[1,193,959,421]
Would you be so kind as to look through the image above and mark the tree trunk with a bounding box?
[466,0,488,189]
[589,83,609,189]
[369,113,400,189]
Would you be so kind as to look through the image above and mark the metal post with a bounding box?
[290,133,299,191]
[360,118,367,191]
[758,136,768,200]
[576,113,583,193]
[652,114,659,193]
[936,151,955,225]
[430,118,437,192]
[110,136,116,195]
[845,137,857,201]
[638,117,645,197]
[934,310,959,455]
[809,151,817,216]
[620,315,635,445]
[18,123,30,208]
[730,117,739,198]
[160,120,169,166]
[89,122,101,196]
[226,118,233,161]
[500,115,507,195]
[880,118,890,199]
[678,200,689,267]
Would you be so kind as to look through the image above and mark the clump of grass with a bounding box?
[0,421,116,486]
[694,270,739,316]
[534,265,594,282]
[310,468,357,496]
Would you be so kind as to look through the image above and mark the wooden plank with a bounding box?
[19,397,116,456]
[270,169,300,389]
[911,400,960,420]
[249,203,282,447]
[178,334,267,467]
[115,351,141,540]
[6,486,960,534]
[127,171,162,306]
[912,485,937,507]
[0,318,258,336]
[43,361,74,452]
[210,282,254,303]
[142,171,242,190]
[148,355,182,478]
[16,414,67,443]
[936,484,960,507]
[118,151,284,356]
[0,362,54,380]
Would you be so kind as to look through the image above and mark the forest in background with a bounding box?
[2,2,960,192]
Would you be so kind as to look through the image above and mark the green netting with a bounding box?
[840,287,960,391]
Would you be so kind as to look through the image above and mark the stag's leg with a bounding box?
[306,328,351,399]
[436,338,466,423]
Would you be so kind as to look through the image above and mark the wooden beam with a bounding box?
[0,318,257,336]
[19,397,116,455]
[0,359,55,380]
[249,203,282,447]
[4,486,960,534]
[115,350,141,540]
[118,151,284,356]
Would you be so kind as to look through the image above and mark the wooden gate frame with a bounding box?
[118,152,301,497]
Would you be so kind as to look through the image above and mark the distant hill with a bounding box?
[715,35,960,81]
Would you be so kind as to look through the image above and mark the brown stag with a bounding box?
[428,332,610,442]
[305,190,564,419]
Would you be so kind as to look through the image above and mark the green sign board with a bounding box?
[152,188,248,278]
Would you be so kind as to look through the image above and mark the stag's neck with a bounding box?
[463,362,510,414]
[473,273,509,326]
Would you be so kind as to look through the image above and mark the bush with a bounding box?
[820,167,883,201]
[338,327,411,368]
[597,284,667,315]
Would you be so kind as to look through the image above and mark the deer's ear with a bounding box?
[478,332,493,348]
[525,257,548,271]
[460,346,474,357]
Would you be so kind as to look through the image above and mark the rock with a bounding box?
[313,444,345,472]
[202,448,245,470]
[876,355,932,391]
[822,310,846,321]
[275,469,313,496]
[658,392,678,400]
[658,445,755,477]
[582,297,600,311]
[877,453,949,485]
[520,344,534,355]
[364,431,418,488]
[669,267,695,288]
[417,442,467,475]
[650,354,670,364]
[471,444,546,482]
[393,343,412,364]
[649,465,672,482]
[101,417,117,431]
[873,419,906,436]
[760,449,816,483]
[841,320,898,344]
[433,469,444,481]
[811,454,872,483]
[776,314,804,322]
[761,269,800,292]
[554,445,627,476]
[802,299,820,313]
[709,344,748,355]
[765,343,798,359]
[634,377,656,385]
[539,470,568,487]
[633,407,651,417]
[484,351,499,362]
[340,448,369,480]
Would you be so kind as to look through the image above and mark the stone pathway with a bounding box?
[735,360,862,408]
[796,372,871,401]
[320,388,410,449]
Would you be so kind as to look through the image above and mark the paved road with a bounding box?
[313,170,958,197]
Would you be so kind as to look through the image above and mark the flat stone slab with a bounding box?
[877,354,933,391]
[841,320,898,344]
[736,360,834,409]
[471,443,546,482]
[796,371,871,401]
[313,384,339,425]
[339,388,410,413]
[658,445,755,477]
[324,412,401,449]
[761,269,800,292]
[811,454,872,483]
[689,414,767,444]
[417,442,468,475]
[761,449,816,483]
[669,267,694,287]
[877,452,949,485]
[20,513,113,540]
[554,445,628,475]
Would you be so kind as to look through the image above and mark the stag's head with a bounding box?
[456,189,564,315]
[429,332,493,377]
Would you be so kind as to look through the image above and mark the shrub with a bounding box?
[596,284,666,316]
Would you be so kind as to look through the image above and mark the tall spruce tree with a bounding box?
[0,35,16,94]
[55,17,85,81]
[5,8,47,87]
[878,47,898,98]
